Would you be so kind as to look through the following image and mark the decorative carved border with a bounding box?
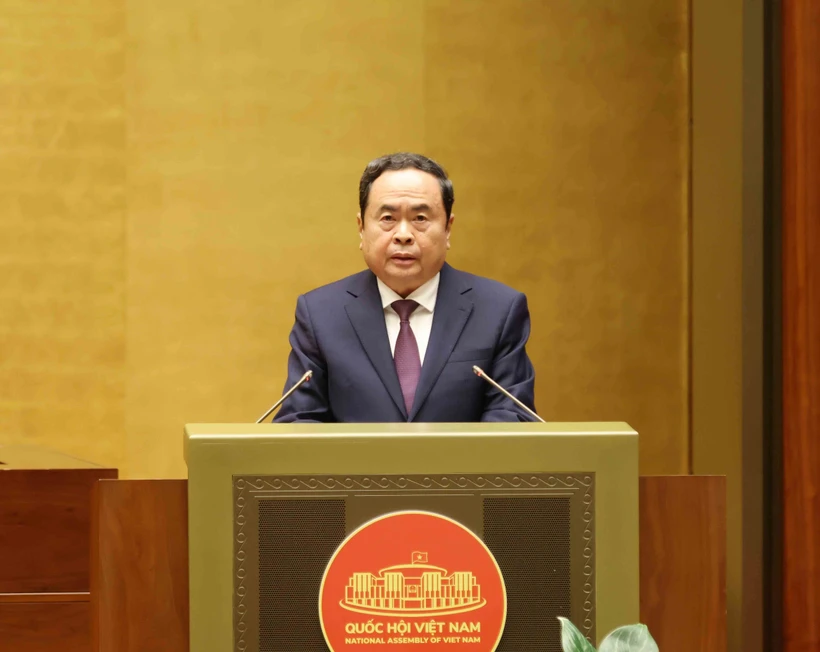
[243,474,591,493]
[234,478,248,652]
[234,473,595,644]
[581,476,594,636]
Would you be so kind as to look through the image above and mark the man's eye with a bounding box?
[381,215,394,221]
[415,215,427,221]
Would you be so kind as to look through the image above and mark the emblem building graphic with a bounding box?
[341,552,486,617]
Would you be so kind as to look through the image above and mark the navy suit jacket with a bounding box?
[274,263,537,423]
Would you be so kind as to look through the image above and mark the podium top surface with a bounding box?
[184,421,636,441]
[0,444,110,470]
[183,422,637,466]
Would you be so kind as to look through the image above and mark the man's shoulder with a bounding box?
[447,265,526,303]
[301,269,373,302]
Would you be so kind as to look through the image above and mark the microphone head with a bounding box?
[472,365,484,378]
[255,369,314,423]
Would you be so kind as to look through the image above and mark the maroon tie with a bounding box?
[392,300,421,414]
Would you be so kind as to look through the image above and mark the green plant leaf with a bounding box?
[598,624,658,652]
[558,617,596,652]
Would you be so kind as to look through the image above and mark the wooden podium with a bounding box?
[89,425,727,652]
[0,445,117,652]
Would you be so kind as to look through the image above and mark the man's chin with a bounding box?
[383,261,421,279]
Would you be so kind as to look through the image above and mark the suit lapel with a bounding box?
[344,272,408,418]
[409,264,473,421]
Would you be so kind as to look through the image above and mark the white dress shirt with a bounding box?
[376,273,440,365]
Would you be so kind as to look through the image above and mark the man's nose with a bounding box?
[393,221,415,244]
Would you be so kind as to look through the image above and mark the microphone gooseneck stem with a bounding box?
[472,365,546,423]
[256,370,313,423]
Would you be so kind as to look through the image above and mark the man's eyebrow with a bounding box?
[375,202,432,213]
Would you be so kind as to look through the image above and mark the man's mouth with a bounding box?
[391,253,417,266]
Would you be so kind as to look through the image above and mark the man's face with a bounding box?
[358,169,454,297]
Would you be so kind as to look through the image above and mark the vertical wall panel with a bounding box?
[426,0,690,473]
[124,0,427,477]
[0,0,127,467]
[782,0,820,648]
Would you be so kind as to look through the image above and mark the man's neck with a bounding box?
[376,273,441,312]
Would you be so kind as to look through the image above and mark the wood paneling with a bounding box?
[0,454,115,651]
[0,602,90,652]
[0,468,117,593]
[0,592,89,603]
[640,476,727,652]
[782,0,820,649]
[92,477,725,652]
[91,480,188,652]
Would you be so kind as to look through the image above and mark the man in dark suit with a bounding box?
[274,152,537,423]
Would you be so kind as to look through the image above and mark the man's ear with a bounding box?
[446,214,455,249]
[357,213,363,249]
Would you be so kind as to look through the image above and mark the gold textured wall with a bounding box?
[1,0,689,478]
[0,0,127,469]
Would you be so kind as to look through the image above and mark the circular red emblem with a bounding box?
[319,511,507,652]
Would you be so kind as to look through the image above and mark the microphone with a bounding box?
[256,370,313,423]
[472,366,545,423]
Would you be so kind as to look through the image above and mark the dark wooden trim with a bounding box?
[92,479,189,652]
[90,478,101,651]
[781,0,820,649]
[640,476,727,652]
[0,602,90,652]
[763,0,783,649]
[0,467,118,594]
[0,592,89,603]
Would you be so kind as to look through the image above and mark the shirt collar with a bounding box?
[377,272,440,313]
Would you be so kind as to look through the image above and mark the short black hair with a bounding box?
[359,152,454,219]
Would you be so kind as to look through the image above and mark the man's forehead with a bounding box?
[369,169,443,205]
